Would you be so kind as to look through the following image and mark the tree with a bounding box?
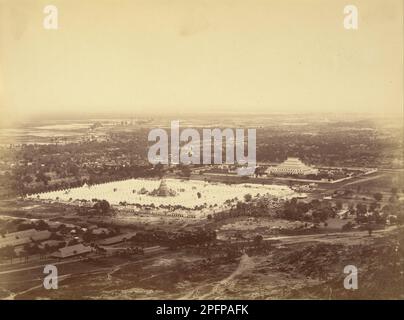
[389,195,398,203]
[83,230,96,242]
[369,202,379,212]
[35,171,50,185]
[154,163,164,177]
[67,163,79,176]
[373,193,383,202]
[356,203,367,215]
[312,208,330,222]
[341,221,354,231]
[253,234,263,247]
[36,220,49,231]
[22,175,33,184]
[93,199,110,214]
[335,200,343,210]
[367,224,373,236]
[244,194,252,202]
[179,166,191,178]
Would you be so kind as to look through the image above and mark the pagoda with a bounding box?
[266,157,318,176]
[151,179,177,197]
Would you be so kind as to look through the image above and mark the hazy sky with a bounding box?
[0,0,403,120]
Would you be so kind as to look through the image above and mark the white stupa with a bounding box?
[151,179,176,197]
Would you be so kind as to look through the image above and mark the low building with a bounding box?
[39,240,65,250]
[31,230,52,242]
[336,209,349,219]
[98,232,137,246]
[92,227,111,236]
[0,237,31,249]
[51,244,92,259]
[0,229,51,248]
[2,229,37,239]
[47,221,63,230]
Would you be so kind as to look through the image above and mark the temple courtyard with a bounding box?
[28,178,299,212]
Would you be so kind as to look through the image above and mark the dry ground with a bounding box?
[1,226,402,300]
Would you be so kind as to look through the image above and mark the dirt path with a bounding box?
[181,253,254,300]
[107,261,133,279]
[3,273,73,300]
[263,226,396,244]
[342,173,386,186]
[0,247,167,276]
[200,253,254,299]
[0,257,85,275]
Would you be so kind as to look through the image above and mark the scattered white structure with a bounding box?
[267,157,319,176]
[28,178,299,216]
[336,209,350,219]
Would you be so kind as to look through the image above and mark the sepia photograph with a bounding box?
[0,0,403,306]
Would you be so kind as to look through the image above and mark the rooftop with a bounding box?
[52,243,92,258]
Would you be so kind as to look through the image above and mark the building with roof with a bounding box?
[91,227,111,236]
[30,230,52,242]
[336,209,350,219]
[51,244,92,259]
[98,232,137,246]
[3,229,37,239]
[0,229,51,248]
[0,237,31,248]
[267,157,319,176]
[39,240,65,250]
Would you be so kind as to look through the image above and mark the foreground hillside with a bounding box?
[1,225,402,300]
